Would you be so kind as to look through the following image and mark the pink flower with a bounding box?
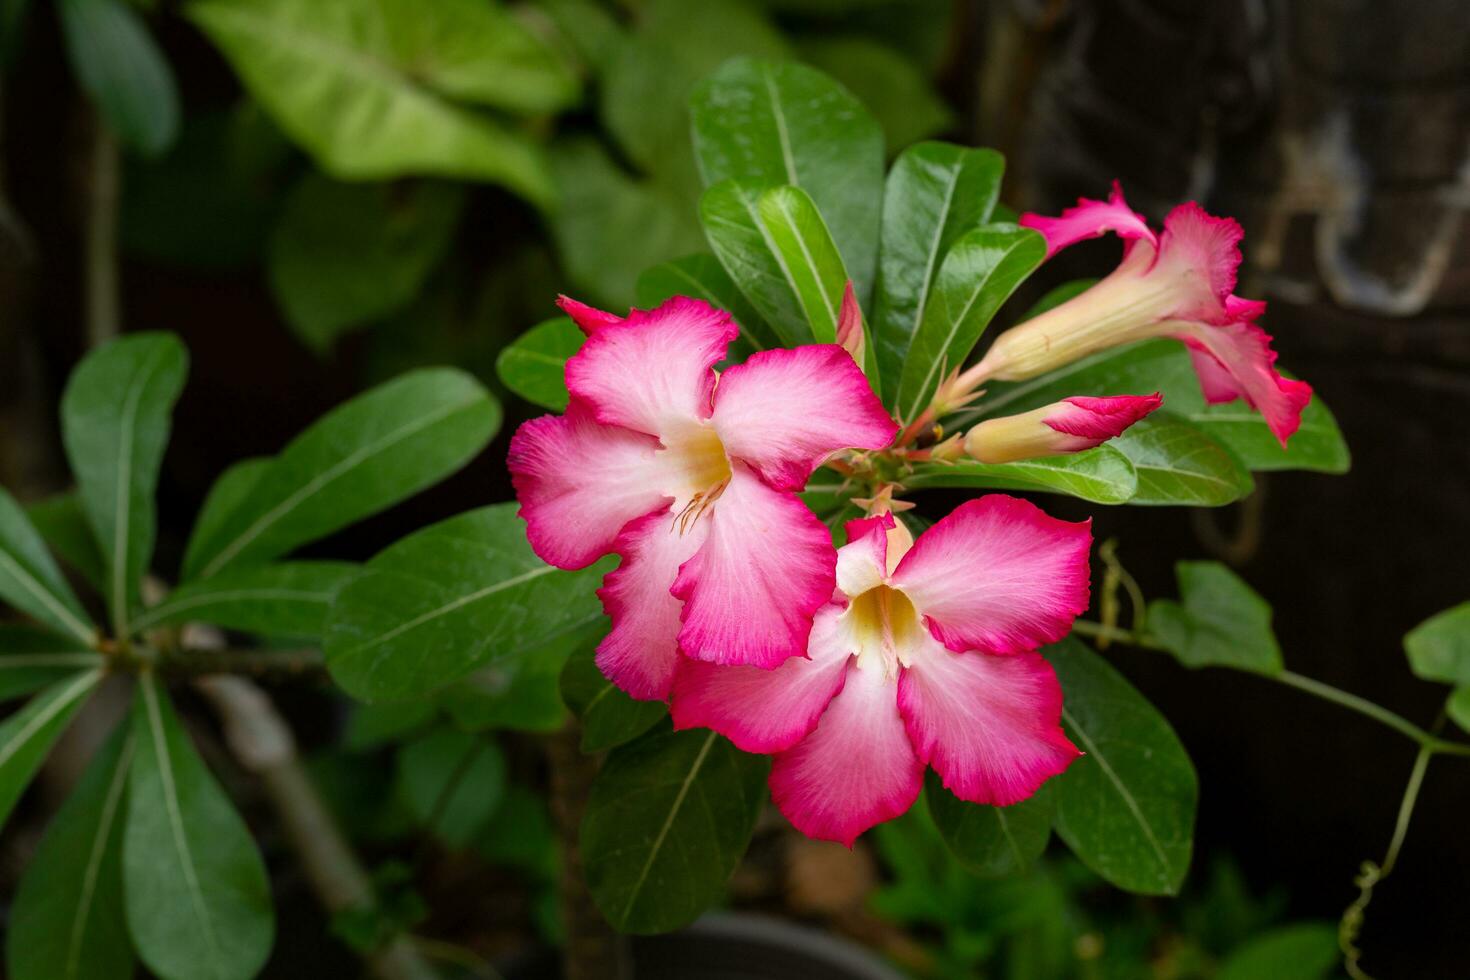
[963,184,1312,447]
[508,295,898,700]
[963,393,1162,464]
[671,498,1089,846]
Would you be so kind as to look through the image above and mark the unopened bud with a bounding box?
[963,394,1162,464]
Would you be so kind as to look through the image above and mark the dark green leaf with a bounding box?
[26,493,105,595]
[124,675,273,980]
[1048,639,1197,895]
[0,487,96,645]
[0,670,102,828]
[1149,562,1283,676]
[1109,413,1253,506]
[437,628,590,733]
[925,773,1052,878]
[495,316,583,412]
[477,783,557,878]
[0,626,104,702]
[798,38,952,155]
[636,252,777,354]
[396,729,505,848]
[133,561,359,639]
[182,457,272,578]
[59,0,179,155]
[1404,601,1470,686]
[1216,922,1340,980]
[559,642,667,753]
[903,445,1138,504]
[62,332,188,637]
[756,184,849,344]
[699,178,808,345]
[343,701,437,750]
[582,726,768,933]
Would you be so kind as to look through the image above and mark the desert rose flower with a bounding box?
[963,393,1162,464]
[671,499,1089,846]
[508,295,897,700]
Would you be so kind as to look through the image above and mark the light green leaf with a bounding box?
[0,670,102,829]
[582,726,768,933]
[1216,922,1340,980]
[1048,639,1197,895]
[1403,601,1470,686]
[700,178,807,345]
[62,332,188,638]
[798,38,952,155]
[902,445,1138,504]
[268,174,464,351]
[0,487,96,645]
[124,675,273,980]
[872,142,1003,404]
[26,493,106,595]
[183,368,499,581]
[133,561,359,639]
[559,642,668,753]
[0,626,105,702]
[1149,561,1283,676]
[925,773,1052,878]
[1447,686,1470,735]
[59,0,179,155]
[895,224,1044,423]
[756,184,849,344]
[182,457,272,578]
[1109,413,1253,506]
[396,728,505,848]
[325,504,611,702]
[495,316,583,412]
[6,725,134,980]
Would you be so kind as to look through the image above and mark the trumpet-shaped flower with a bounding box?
[966,184,1311,446]
[964,393,1162,464]
[508,295,897,700]
[671,498,1089,846]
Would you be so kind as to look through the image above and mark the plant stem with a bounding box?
[157,646,327,678]
[1070,619,1165,650]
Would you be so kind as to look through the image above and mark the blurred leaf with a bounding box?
[478,784,557,879]
[926,775,1053,878]
[895,224,1044,423]
[636,252,777,354]
[798,37,952,155]
[692,57,884,300]
[1,0,31,66]
[268,175,465,351]
[902,445,1138,504]
[6,725,134,980]
[1216,922,1340,980]
[0,670,102,828]
[182,368,499,581]
[26,493,105,595]
[124,675,273,980]
[437,628,587,733]
[872,142,1003,404]
[133,561,359,640]
[1110,413,1253,506]
[325,504,611,702]
[1149,562,1283,676]
[0,487,96,644]
[60,0,179,155]
[495,316,583,412]
[1048,639,1197,895]
[182,457,271,577]
[534,0,624,72]
[343,701,437,750]
[0,626,104,702]
[1404,601,1470,686]
[1448,686,1470,734]
[188,0,564,204]
[582,725,768,933]
[559,641,667,753]
[62,332,188,637]
[396,729,505,848]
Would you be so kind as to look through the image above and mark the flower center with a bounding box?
[657,421,733,534]
[847,584,923,677]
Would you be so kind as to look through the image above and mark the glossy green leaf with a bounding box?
[925,773,1052,878]
[700,178,808,345]
[1447,686,1470,735]
[1110,413,1253,506]
[636,252,777,354]
[396,728,505,848]
[26,493,105,595]
[0,487,96,645]
[582,726,768,933]
[0,670,102,828]
[124,675,274,980]
[325,504,610,702]
[1048,639,1197,895]
[691,58,884,299]
[1216,922,1340,980]
[6,725,135,980]
[1149,561,1283,676]
[895,224,1044,423]
[871,142,1003,404]
[798,38,952,155]
[756,185,849,344]
[133,561,359,639]
[0,626,104,702]
[182,457,272,578]
[1403,601,1470,686]
[62,332,188,637]
[495,316,583,412]
[559,642,668,753]
[183,368,499,581]
[903,445,1138,504]
[268,175,464,351]
[188,0,567,204]
[59,0,179,156]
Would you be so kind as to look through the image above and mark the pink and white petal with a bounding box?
[770,661,923,846]
[595,508,709,701]
[565,296,738,439]
[1178,322,1314,448]
[835,514,892,599]
[1044,393,1163,445]
[898,642,1078,805]
[671,603,853,753]
[1019,181,1158,260]
[556,294,625,334]
[711,346,897,492]
[673,466,836,669]
[892,496,1092,655]
[1155,202,1245,315]
[508,405,670,569]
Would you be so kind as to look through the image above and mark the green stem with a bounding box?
[154,646,327,678]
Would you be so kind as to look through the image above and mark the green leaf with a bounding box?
[1447,686,1470,735]
[691,57,884,300]
[559,642,668,753]
[495,316,583,412]
[925,773,1052,878]
[343,701,437,750]
[59,0,179,155]
[124,675,273,980]
[1216,922,1340,980]
[871,142,1003,404]
[1148,561,1283,676]
[636,252,777,354]
[903,445,1138,505]
[437,628,590,733]
[1047,639,1197,895]
[1110,413,1253,506]
[0,487,97,645]
[582,726,768,933]
[26,493,106,595]
[757,185,851,344]
[6,725,135,980]
[61,332,188,637]
[182,457,272,577]
[699,178,808,345]
[0,670,102,828]
[268,175,465,351]
[325,504,611,701]
[133,561,359,639]
[798,38,952,155]
[1403,601,1470,686]
[0,626,105,702]
[895,224,1045,423]
[396,729,505,848]
[187,0,566,205]
[183,368,499,581]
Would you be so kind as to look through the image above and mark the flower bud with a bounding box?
[963,394,1162,464]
